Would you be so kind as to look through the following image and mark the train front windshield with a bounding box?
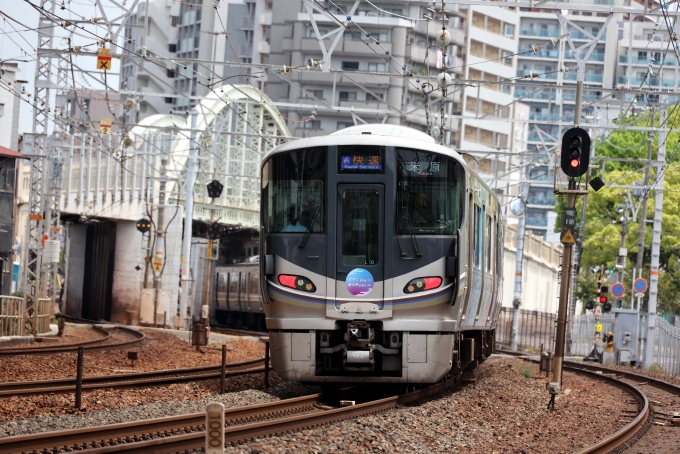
[396,148,463,235]
[261,147,326,234]
[261,146,463,236]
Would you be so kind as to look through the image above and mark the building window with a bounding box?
[504,24,514,37]
[303,120,321,129]
[309,28,328,38]
[502,50,513,66]
[652,52,661,62]
[366,93,383,101]
[339,91,357,101]
[337,121,354,130]
[638,51,648,61]
[305,89,324,99]
[341,61,359,71]
[368,62,387,72]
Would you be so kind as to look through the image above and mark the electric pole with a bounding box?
[180,110,198,333]
[634,133,653,311]
[510,181,528,352]
[643,105,667,369]
[152,158,168,328]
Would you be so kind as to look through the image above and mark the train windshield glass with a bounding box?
[396,148,463,235]
[261,147,326,233]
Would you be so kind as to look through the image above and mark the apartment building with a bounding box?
[616,18,679,100]
[0,63,21,152]
[514,10,618,237]
[120,0,269,116]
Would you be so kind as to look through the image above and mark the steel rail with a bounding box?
[0,393,322,454]
[0,366,264,397]
[0,326,145,357]
[0,372,464,454]
[0,358,266,397]
[497,350,680,454]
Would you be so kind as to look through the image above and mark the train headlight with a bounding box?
[278,274,317,293]
[403,277,442,294]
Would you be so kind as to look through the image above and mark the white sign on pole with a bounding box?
[635,292,645,298]
[595,307,602,315]
[206,402,225,454]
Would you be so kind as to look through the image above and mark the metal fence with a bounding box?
[497,307,680,376]
[496,308,556,353]
[1,296,25,336]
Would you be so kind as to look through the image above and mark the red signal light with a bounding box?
[570,158,580,168]
[278,274,316,292]
[599,296,608,304]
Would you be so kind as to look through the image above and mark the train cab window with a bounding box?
[261,147,326,233]
[396,148,464,235]
[341,189,380,266]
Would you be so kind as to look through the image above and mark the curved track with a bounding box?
[498,351,680,454]
[0,358,266,397]
[0,326,145,357]
[0,372,465,454]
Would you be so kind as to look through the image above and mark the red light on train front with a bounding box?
[278,274,317,292]
[403,277,443,294]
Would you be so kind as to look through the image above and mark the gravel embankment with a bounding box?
[225,357,633,454]
[0,328,270,421]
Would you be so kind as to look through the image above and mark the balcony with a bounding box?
[519,28,560,38]
[571,31,606,40]
[618,75,676,87]
[564,51,605,62]
[515,89,556,101]
[562,72,603,82]
[527,196,556,206]
[529,112,575,122]
[517,69,557,80]
[527,217,549,227]
[519,48,559,59]
[619,55,676,66]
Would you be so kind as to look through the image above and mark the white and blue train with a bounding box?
[259,124,503,384]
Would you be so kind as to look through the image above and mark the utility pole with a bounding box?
[635,133,653,311]
[510,181,528,352]
[180,110,198,331]
[643,106,666,370]
[616,199,629,308]
[152,158,168,328]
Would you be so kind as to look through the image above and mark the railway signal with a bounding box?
[136,218,151,233]
[560,127,590,178]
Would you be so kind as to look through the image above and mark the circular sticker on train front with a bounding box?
[346,268,374,296]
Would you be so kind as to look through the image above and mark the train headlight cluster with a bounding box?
[278,274,317,293]
[403,277,442,294]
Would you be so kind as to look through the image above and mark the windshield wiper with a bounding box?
[298,205,321,248]
[401,211,422,257]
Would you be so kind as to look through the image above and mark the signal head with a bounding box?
[599,295,608,304]
[561,127,590,178]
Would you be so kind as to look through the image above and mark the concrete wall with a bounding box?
[110,220,147,324]
[502,223,562,313]
[64,223,87,315]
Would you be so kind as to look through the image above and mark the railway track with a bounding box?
[0,358,266,398]
[0,372,466,454]
[0,326,145,357]
[498,350,680,453]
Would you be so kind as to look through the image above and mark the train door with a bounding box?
[331,184,387,318]
[475,211,494,327]
[463,201,483,327]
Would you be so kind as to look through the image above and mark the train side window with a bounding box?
[486,214,492,273]
[473,204,482,270]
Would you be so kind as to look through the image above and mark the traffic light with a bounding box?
[585,300,594,311]
[561,127,590,178]
[599,295,608,304]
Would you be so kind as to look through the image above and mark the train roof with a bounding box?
[263,124,499,205]
[264,124,461,162]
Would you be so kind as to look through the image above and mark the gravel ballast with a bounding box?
[227,357,633,454]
